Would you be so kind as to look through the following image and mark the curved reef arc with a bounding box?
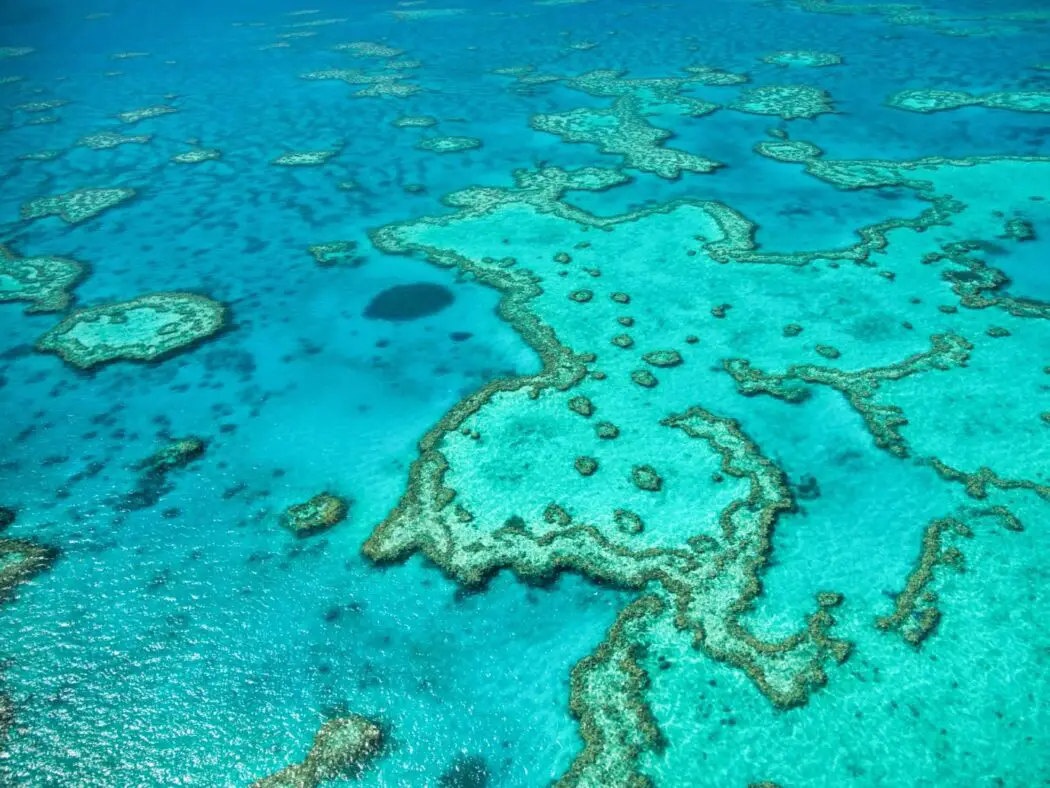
[362,166,853,783]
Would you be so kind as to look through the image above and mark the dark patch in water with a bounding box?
[439,754,490,788]
[0,2,55,25]
[795,474,821,500]
[449,331,473,342]
[364,283,454,321]
[0,344,32,361]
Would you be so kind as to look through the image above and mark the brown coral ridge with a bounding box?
[874,517,971,647]
[925,458,1050,504]
[724,333,973,458]
[359,165,853,781]
[363,402,852,695]
[253,714,383,787]
[282,493,350,537]
[709,155,1050,293]
[366,399,851,787]
[922,240,1050,319]
[560,595,665,788]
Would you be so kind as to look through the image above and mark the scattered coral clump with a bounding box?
[281,493,350,536]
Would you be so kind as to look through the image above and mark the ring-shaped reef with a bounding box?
[35,292,228,369]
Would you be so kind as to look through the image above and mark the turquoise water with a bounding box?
[1,0,1048,785]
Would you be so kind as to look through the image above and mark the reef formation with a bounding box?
[122,437,208,510]
[0,245,86,313]
[2,9,1048,785]
[21,188,136,225]
[253,714,383,787]
[281,493,351,537]
[887,88,1050,114]
[0,508,57,752]
[35,292,228,369]
[358,149,1049,781]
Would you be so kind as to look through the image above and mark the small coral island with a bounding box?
[281,493,350,537]
[35,292,227,369]
[415,136,482,154]
[0,244,86,313]
[140,437,207,475]
[254,714,383,788]
[21,187,136,225]
[307,241,364,267]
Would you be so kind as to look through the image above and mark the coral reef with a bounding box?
[272,149,339,166]
[171,147,222,164]
[531,99,721,179]
[730,85,836,119]
[333,41,404,57]
[393,115,437,127]
[754,138,823,163]
[116,105,177,124]
[300,68,422,98]
[559,596,665,786]
[76,131,152,150]
[21,188,136,225]
[761,50,843,67]
[281,493,350,537]
[253,714,383,787]
[140,437,207,476]
[347,148,1050,779]
[389,8,465,21]
[18,150,67,162]
[779,0,1050,37]
[416,136,482,153]
[0,245,86,313]
[35,292,228,369]
[123,437,207,510]
[724,334,973,458]
[359,172,854,729]
[15,99,68,113]
[887,88,1050,113]
[517,68,732,178]
[0,507,57,754]
[630,465,662,492]
[308,241,363,267]
[642,350,682,368]
[874,517,971,646]
[1,537,57,604]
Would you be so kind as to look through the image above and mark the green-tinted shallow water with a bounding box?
[0,0,1047,785]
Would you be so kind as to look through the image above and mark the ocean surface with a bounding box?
[0,0,1047,785]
